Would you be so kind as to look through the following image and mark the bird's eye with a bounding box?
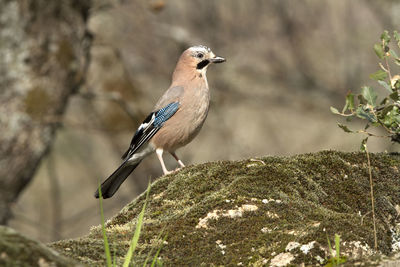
[196,53,204,59]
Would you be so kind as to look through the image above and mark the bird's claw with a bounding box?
[163,167,183,176]
[174,167,183,172]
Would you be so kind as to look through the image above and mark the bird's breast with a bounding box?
[182,80,210,131]
[151,80,210,151]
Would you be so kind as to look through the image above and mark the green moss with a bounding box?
[50,151,400,266]
[24,87,52,120]
[0,226,77,267]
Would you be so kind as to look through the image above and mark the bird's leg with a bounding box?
[156,148,171,175]
[170,151,185,168]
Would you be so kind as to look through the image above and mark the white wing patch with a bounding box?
[138,113,155,132]
[128,144,155,163]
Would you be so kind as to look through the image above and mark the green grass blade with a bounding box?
[123,183,151,267]
[327,234,333,257]
[113,242,116,267]
[150,234,168,267]
[335,234,340,265]
[143,228,166,266]
[98,182,112,267]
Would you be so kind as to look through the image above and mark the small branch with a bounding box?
[370,109,395,135]
[365,144,378,251]
[379,62,389,73]
[356,130,391,139]
[377,120,395,135]
[384,54,393,82]
[337,112,355,117]
[360,211,372,225]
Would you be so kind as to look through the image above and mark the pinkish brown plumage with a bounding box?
[95,45,225,199]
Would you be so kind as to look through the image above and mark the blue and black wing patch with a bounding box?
[153,103,180,127]
[122,102,180,160]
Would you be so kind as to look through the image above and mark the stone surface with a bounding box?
[0,226,80,267]
[47,151,400,266]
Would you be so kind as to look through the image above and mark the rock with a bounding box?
[0,226,80,266]
[48,151,400,266]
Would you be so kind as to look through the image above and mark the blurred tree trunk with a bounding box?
[0,0,92,225]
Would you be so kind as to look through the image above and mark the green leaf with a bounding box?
[395,58,400,66]
[343,93,355,113]
[381,30,391,44]
[358,94,367,105]
[377,80,392,92]
[361,86,378,107]
[394,30,400,41]
[338,123,353,133]
[394,30,400,47]
[360,137,368,152]
[374,43,384,59]
[380,97,389,106]
[390,49,399,59]
[356,106,377,123]
[390,91,399,101]
[381,105,394,116]
[330,106,341,115]
[382,106,398,128]
[383,116,394,128]
[394,79,400,89]
[394,114,400,124]
[369,70,388,81]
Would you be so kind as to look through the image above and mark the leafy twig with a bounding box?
[332,30,400,145]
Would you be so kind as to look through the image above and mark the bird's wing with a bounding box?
[122,102,180,160]
[153,86,184,110]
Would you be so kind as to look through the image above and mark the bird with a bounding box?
[94,45,225,199]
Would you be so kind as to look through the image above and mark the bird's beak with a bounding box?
[209,56,226,64]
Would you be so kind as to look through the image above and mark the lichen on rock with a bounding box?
[47,151,400,266]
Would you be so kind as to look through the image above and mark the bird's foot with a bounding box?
[174,167,183,172]
[163,167,183,176]
[163,170,173,175]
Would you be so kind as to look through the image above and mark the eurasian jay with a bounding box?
[94,45,225,198]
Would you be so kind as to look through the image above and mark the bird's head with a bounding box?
[174,45,225,78]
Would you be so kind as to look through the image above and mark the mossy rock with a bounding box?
[42,151,399,266]
[0,226,80,267]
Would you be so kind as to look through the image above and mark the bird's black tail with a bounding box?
[94,161,141,199]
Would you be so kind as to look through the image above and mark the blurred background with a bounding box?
[3,0,400,242]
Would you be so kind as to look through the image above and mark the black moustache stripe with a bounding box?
[196,60,210,69]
